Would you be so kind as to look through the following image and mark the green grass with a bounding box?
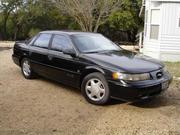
[165,62,180,77]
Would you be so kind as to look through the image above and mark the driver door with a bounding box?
[47,34,81,87]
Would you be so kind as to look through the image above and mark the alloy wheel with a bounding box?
[22,60,31,77]
[85,78,105,101]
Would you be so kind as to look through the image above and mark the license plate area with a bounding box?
[161,81,169,90]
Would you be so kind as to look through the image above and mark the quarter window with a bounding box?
[51,35,71,51]
[150,9,160,40]
[34,34,51,48]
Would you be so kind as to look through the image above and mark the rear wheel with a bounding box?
[21,58,35,79]
[81,72,110,105]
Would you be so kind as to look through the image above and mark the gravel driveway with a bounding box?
[0,48,180,135]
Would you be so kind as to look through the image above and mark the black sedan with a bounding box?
[12,31,172,105]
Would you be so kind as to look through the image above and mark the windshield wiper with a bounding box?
[85,50,110,53]
[85,49,119,54]
[83,50,102,53]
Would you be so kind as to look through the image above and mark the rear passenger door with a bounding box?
[29,33,52,77]
[47,34,81,87]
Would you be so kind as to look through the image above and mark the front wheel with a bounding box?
[81,72,110,105]
[21,58,35,79]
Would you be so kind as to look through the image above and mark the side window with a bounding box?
[51,35,71,51]
[33,34,51,48]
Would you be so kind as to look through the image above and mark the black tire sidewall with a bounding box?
[81,72,110,105]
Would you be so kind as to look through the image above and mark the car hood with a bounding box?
[83,50,164,73]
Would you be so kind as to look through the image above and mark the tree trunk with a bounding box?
[3,16,8,40]
[14,28,18,41]
[2,11,11,40]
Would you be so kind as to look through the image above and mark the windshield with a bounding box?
[71,34,121,53]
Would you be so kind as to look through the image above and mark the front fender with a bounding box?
[84,66,105,74]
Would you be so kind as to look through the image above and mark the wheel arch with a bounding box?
[79,66,105,87]
[19,53,29,66]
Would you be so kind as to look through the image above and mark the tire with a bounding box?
[81,72,110,105]
[21,58,35,79]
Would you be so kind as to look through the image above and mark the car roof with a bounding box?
[40,30,101,36]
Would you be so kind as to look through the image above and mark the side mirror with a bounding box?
[63,48,76,57]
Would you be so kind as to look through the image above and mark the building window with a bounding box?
[150,9,160,40]
[150,25,159,39]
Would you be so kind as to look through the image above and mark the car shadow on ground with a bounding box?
[106,96,180,109]
[129,94,180,108]
[107,95,178,108]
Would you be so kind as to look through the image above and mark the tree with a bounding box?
[107,0,142,42]
[10,0,26,40]
[0,0,18,39]
[55,0,121,32]
[0,0,143,43]
[0,0,78,40]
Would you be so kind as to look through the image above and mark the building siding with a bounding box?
[161,3,180,35]
[143,0,161,59]
[143,0,180,61]
[160,2,180,61]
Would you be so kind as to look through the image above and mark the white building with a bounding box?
[141,0,180,61]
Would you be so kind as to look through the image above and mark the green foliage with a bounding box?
[109,10,139,31]
[108,0,141,31]
[0,0,78,40]
[98,0,143,42]
[28,28,41,37]
[0,0,143,43]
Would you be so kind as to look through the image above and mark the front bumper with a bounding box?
[108,73,172,101]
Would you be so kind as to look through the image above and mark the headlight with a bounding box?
[112,72,150,81]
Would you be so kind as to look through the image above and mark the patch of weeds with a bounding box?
[165,62,180,77]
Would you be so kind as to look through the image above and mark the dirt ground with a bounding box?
[0,47,180,135]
